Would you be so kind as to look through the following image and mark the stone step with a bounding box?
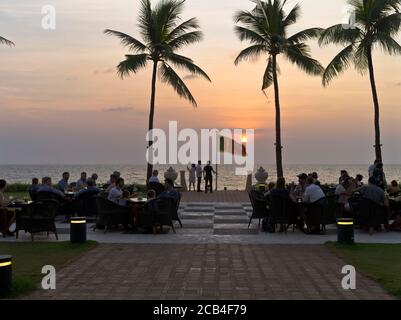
[184,207,215,213]
[213,210,247,216]
[181,213,214,219]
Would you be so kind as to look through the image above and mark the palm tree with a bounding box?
[0,35,14,47]
[234,0,324,178]
[105,0,211,181]
[319,0,401,162]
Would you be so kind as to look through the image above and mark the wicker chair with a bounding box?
[269,194,298,233]
[94,196,129,232]
[154,197,176,233]
[248,190,269,228]
[358,198,388,230]
[305,197,326,234]
[16,200,59,241]
[73,190,100,218]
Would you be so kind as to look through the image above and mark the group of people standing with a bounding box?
[187,161,217,193]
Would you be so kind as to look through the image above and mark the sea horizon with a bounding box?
[2,163,400,189]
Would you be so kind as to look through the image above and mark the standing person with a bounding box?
[76,172,88,190]
[195,161,203,192]
[369,160,379,177]
[372,161,386,190]
[187,164,196,191]
[203,161,216,194]
[58,172,70,191]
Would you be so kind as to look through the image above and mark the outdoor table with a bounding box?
[64,192,75,198]
[128,198,147,204]
[127,198,147,228]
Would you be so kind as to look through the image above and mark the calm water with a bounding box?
[1,164,401,190]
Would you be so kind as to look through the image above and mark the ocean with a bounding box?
[1,164,401,190]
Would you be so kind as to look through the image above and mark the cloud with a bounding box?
[93,68,115,75]
[103,107,134,113]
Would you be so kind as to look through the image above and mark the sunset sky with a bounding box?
[1,0,401,165]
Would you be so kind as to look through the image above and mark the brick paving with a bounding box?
[28,244,392,300]
[181,191,250,203]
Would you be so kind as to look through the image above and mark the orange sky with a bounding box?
[1,0,401,164]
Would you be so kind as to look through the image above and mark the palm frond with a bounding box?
[288,28,323,43]
[318,24,361,46]
[234,26,267,45]
[283,3,300,27]
[353,40,370,73]
[284,43,324,76]
[168,17,200,40]
[104,29,147,53]
[0,36,15,47]
[117,54,149,78]
[159,62,197,106]
[322,44,355,86]
[168,31,203,49]
[373,32,401,55]
[164,53,211,82]
[234,44,267,65]
[262,57,274,90]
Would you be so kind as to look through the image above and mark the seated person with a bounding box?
[311,172,321,186]
[387,180,400,197]
[292,173,308,199]
[360,177,387,206]
[335,176,357,214]
[57,172,70,192]
[359,177,389,231]
[91,173,99,184]
[38,177,66,200]
[300,177,325,233]
[355,174,364,187]
[159,179,180,201]
[149,170,160,183]
[0,179,15,237]
[270,177,289,197]
[303,177,325,204]
[118,190,130,206]
[108,177,125,205]
[105,174,117,193]
[28,177,40,199]
[76,172,88,191]
[75,178,101,198]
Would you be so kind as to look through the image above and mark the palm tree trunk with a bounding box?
[367,49,382,162]
[146,61,158,182]
[272,55,284,178]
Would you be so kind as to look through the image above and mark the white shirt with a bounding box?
[303,184,325,203]
[335,184,348,204]
[149,176,160,183]
[108,187,123,204]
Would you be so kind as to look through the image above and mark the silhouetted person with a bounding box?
[203,161,216,194]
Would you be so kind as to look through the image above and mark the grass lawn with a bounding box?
[327,242,401,299]
[0,241,97,299]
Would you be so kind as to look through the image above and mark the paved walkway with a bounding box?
[28,244,392,300]
[181,191,249,203]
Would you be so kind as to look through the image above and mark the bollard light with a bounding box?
[337,218,354,245]
[70,217,87,244]
[0,255,12,296]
